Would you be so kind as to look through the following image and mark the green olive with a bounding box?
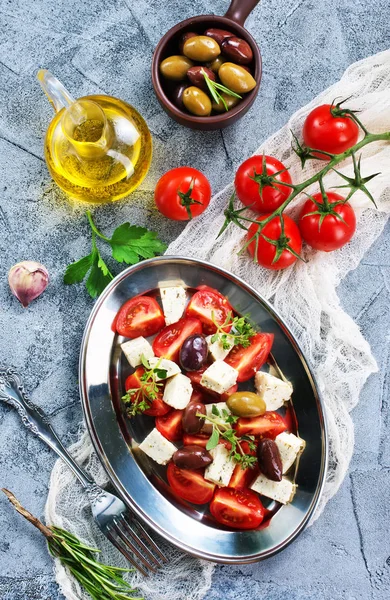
[183,35,221,62]
[218,62,256,93]
[182,86,212,116]
[206,56,226,74]
[212,93,240,113]
[160,55,194,81]
[226,391,266,417]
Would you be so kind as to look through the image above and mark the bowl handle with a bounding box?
[224,0,261,26]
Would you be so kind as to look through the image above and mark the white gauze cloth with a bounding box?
[46,50,390,600]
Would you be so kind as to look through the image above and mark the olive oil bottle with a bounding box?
[38,70,152,203]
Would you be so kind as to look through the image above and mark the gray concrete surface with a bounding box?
[0,0,389,598]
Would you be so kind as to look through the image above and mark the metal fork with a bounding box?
[0,366,167,576]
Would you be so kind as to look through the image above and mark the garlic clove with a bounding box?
[8,261,49,308]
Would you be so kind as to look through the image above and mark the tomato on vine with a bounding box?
[299,191,356,252]
[303,103,359,159]
[246,213,302,270]
[154,167,211,221]
[235,155,292,213]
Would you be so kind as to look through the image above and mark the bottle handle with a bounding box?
[224,0,261,26]
[37,69,75,113]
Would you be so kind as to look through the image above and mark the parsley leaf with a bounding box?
[85,235,113,299]
[64,254,93,284]
[110,223,167,264]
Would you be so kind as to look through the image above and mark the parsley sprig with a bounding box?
[198,405,257,470]
[64,211,167,298]
[211,311,257,350]
[122,356,167,417]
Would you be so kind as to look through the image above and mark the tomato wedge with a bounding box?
[225,333,274,382]
[187,367,238,401]
[182,433,209,448]
[210,488,265,529]
[186,288,233,334]
[153,317,202,362]
[116,296,165,338]
[167,462,215,504]
[228,441,259,489]
[156,409,184,442]
[235,412,287,438]
[125,368,170,417]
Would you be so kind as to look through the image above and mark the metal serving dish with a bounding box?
[79,256,327,563]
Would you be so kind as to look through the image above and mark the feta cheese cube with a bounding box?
[200,360,238,395]
[148,357,180,380]
[163,373,193,409]
[275,432,306,474]
[160,286,187,325]
[205,402,231,427]
[251,474,296,505]
[138,428,176,465]
[121,337,154,368]
[254,371,293,411]
[204,444,236,487]
[206,334,234,361]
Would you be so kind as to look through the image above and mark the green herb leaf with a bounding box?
[206,428,220,450]
[64,254,93,285]
[85,239,113,299]
[141,354,151,369]
[110,223,167,264]
[211,404,220,416]
[154,368,168,379]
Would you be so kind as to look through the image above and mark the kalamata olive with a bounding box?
[221,37,253,65]
[182,86,212,116]
[182,401,206,434]
[180,334,208,371]
[172,445,213,469]
[257,438,283,482]
[218,62,256,93]
[226,391,266,417]
[206,56,226,74]
[170,83,188,109]
[187,66,216,90]
[212,93,239,113]
[204,28,233,46]
[183,35,221,62]
[160,55,194,80]
[179,31,197,54]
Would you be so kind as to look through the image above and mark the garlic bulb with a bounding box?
[8,261,49,308]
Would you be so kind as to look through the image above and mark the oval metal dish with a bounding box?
[79,256,327,563]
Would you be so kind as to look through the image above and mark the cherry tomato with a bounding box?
[235,412,287,438]
[299,191,356,252]
[156,409,184,442]
[247,214,302,270]
[116,296,165,338]
[182,433,210,448]
[210,487,265,529]
[125,368,170,417]
[303,104,359,159]
[167,462,215,504]
[153,317,202,362]
[154,167,211,221]
[187,366,238,401]
[186,288,233,334]
[228,441,259,490]
[225,333,274,382]
[235,155,292,213]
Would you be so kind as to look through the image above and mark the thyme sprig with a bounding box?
[2,489,142,600]
[198,405,257,470]
[211,310,257,349]
[122,356,167,417]
[202,70,242,111]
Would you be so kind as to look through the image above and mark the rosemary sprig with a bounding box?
[2,489,143,600]
[211,311,257,349]
[202,70,242,111]
[122,356,167,417]
[198,405,257,469]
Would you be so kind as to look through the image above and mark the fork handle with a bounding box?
[0,366,94,490]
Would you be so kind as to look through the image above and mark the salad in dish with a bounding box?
[115,284,305,531]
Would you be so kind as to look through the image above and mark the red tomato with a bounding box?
[228,441,259,490]
[186,289,233,334]
[182,433,209,448]
[154,167,211,221]
[299,192,356,252]
[156,409,184,442]
[235,155,292,213]
[225,333,274,382]
[187,367,238,401]
[210,487,265,529]
[167,462,215,504]
[303,104,359,159]
[235,412,287,438]
[116,296,165,338]
[125,368,170,417]
[153,317,202,362]
[247,214,302,270]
